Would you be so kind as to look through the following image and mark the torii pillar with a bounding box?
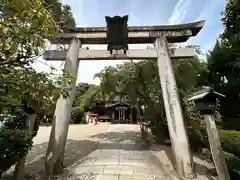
[155,34,195,178]
[45,38,81,174]
[43,18,205,178]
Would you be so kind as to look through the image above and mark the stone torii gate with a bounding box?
[43,16,205,179]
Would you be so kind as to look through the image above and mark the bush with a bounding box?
[0,129,32,177]
[150,122,169,144]
[220,130,240,158]
[187,127,208,152]
[0,113,34,177]
[222,118,240,131]
[71,107,84,124]
[224,151,240,180]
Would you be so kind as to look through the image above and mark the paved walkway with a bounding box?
[2,124,216,180]
[71,124,177,180]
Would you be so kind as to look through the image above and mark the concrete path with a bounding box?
[72,124,176,180]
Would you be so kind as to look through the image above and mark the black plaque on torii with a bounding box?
[105,15,129,55]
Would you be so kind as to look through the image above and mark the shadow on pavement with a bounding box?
[2,126,217,180]
[150,144,217,179]
[2,139,99,180]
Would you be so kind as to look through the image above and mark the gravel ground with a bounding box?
[2,123,110,180]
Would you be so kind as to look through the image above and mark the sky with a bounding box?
[34,0,226,85]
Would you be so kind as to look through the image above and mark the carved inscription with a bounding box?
[149,31,164,37]
[111,49,126,57]
[149,30,191,37]
[43,50,66,60]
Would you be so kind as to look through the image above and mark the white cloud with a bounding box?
[195,1,214,21]
[168,0,192,24]
[195,0,225,22]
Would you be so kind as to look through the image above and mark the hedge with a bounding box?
[220,130,240,158]
[0,113,34,177]
[188,128,208,152]
[224,151,240,180]
[150,122,169,144]
[222,118,240,131]
[0,129,32,177]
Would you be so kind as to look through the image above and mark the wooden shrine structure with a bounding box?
[43,15,205,178]
[94,92,138,124]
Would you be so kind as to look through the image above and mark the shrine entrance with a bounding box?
[43,15,204,179]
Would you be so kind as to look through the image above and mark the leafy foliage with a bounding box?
[206,1,240,178]
[71,107,84,124]
[0,66,56,114]
[95,55,208,144]
[44,0,76,31]
[0,0,57,66]
[0,113,32,177]
[224,151,240,180]
[0,1,59,175]
[73,83,105,112]
[0,0,76,176]
[221,0,240,45]
[220,130,240,158]
[208,0,240,121]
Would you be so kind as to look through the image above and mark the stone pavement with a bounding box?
[71,124,179,180]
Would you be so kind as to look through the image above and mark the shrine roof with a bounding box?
[187,86,225,101]
[105,101,130,108]
[49,20,205,44]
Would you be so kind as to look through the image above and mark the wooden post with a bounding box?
[130,107,133,124]
[118,108,120,123]
[14,113,37,180]
[155,35,196,179]
[204,115,230,180]
[45,38,81,175]
[112,111,114,122]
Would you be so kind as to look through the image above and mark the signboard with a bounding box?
[43,50,66,60]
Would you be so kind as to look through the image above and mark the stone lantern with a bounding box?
[188,87,230,180]
[188,87,225,114]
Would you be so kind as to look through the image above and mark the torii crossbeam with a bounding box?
[49,20,204,44]
[43,48,196,60]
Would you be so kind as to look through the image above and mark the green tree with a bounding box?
[221,0,240,46]
[0,0,76,177]
[0,0,57,66]
[77,84,104,111]
[95,54,208,142]
[206,1,240,178]
[0,66,57,178]
[44,0,76,31]
[73,83,90,107]
[208,0,240,122]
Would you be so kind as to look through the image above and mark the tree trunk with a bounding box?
[155,36,196,179]
[45,38,81,175]
[13,113,37,180]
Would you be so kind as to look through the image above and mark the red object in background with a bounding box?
[88,114,98,117]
